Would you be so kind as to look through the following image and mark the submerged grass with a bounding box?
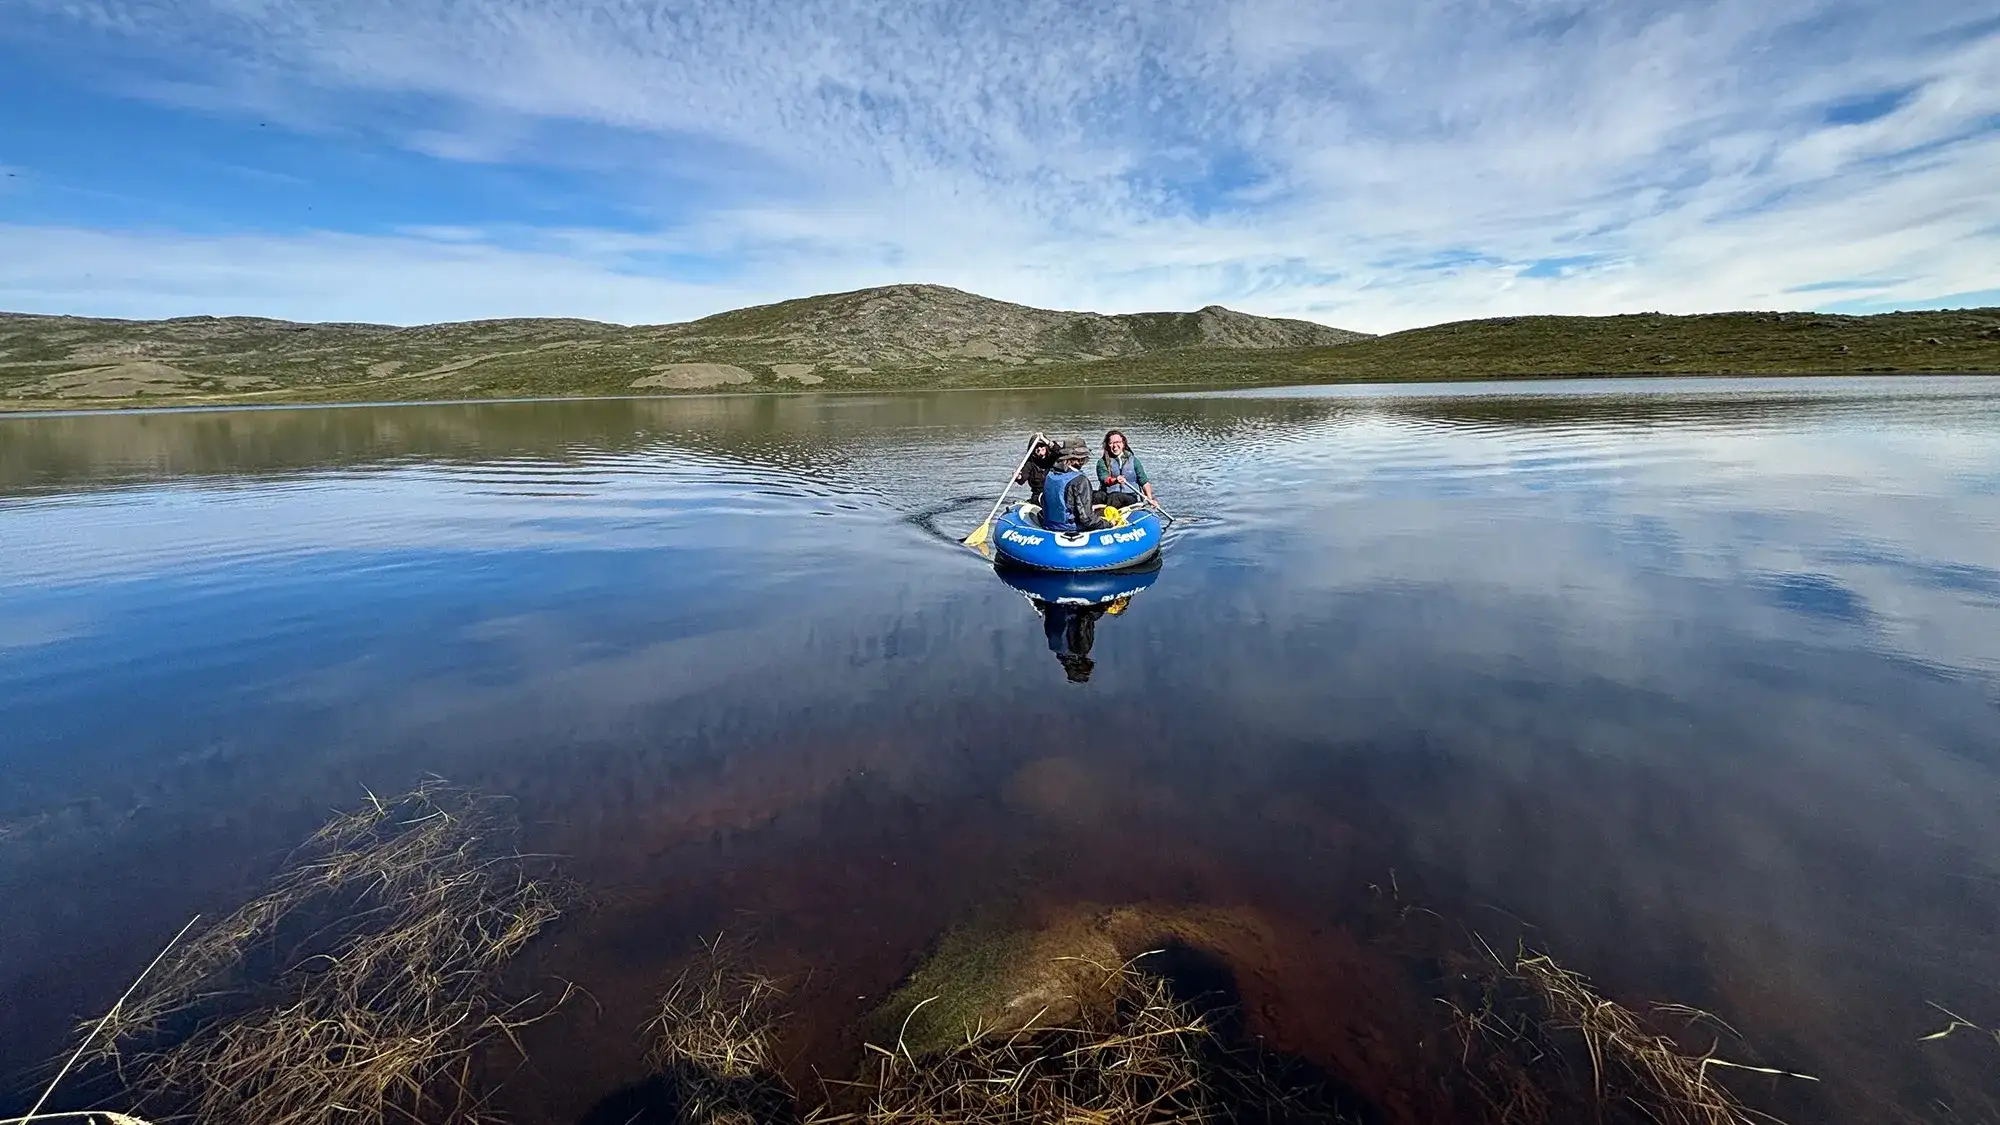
[1439,940,1815,1125]
[17,797,1825,1125]
[649,939,788,1080]
[647,944,1363,1125]
[645,939,797,1125]
[1921,1003,2000,1049]
[73,779,570,1125]
[0,915,198,1125]
[1515,953,1814,1125]
[0,1104,155,1112]
[824,969,1223,1125]
[628,892,1822,1125]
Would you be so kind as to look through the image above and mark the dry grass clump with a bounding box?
[646,940,794,1125]
[1920,1004,2000,1049]
[0,1104,156,1112]
[89,780,569,1125]
[644,947,1356,1125]
[1516,953,1810,1125]
[1443,942,1812,1125]
[820,957,1355,1125]
[824,969,1216,1125]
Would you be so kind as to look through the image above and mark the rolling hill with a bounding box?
[1,284,1995,411]
[0,284,1366,409]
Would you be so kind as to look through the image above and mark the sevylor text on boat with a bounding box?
[990,503,1163,572]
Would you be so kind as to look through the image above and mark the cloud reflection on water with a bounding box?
[2,380,2000,1121]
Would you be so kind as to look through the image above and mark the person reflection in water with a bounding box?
[1033,593,1132,683]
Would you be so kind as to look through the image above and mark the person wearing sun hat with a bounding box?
[1038,437,1110,533]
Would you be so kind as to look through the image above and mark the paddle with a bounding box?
[1108,487,1174,524]
[964,431,1047,548]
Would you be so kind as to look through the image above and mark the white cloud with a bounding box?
[4,0,1997,329]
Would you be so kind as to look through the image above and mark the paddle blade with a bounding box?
[963,520,991,547]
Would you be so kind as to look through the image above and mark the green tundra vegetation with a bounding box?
[1,282,1994,412]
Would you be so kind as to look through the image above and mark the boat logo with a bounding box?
[1097,527,1149,545]
[999,528,1046,546]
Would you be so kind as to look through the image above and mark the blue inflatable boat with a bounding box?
[990,503,1163,573]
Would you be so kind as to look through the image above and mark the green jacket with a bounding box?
[1095,451,1148,491]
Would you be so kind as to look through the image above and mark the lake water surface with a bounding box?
[4,378,2000,1122]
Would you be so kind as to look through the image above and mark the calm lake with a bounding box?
[4,377,2000,1122]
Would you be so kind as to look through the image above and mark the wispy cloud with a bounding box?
[0,224,762,324]
[2,0,1995,329]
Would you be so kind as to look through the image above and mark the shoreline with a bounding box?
[4,368,1997,419]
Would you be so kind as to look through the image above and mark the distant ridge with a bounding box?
[0,283,1368,404]
[657,283,1368,367]
[2,286,1996,411]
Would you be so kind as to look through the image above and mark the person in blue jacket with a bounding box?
[1094,429,1154,510]
[1039,439,1111,533]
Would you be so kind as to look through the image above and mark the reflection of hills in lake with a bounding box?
[10,375,1999,497]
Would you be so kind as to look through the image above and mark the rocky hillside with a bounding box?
[1029,306,2000,386]
[0,284,1367,408]
[5,288,1995,412]
[659,284,1366,369]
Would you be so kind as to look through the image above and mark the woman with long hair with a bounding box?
[1014,434,1061,496]
[1094,429,1154,509]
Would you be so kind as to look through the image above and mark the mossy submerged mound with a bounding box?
[860,909,1127,1056]
[635,900,1809,1125]
[646,924,1371,1125]
[861,902,1372,1060]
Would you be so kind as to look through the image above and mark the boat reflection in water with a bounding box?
[993,562,1162,683]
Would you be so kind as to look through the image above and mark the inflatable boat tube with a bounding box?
[990,503,1163,573]
[994,559,1160,605]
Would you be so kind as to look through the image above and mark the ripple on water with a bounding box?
[2,380,2000,1124]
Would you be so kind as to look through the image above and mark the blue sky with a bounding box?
[0,0,1995,332]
